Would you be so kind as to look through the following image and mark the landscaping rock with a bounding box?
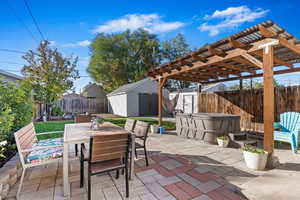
[0,174,9,186]
[8,174,17,186]
[1,184,9,199]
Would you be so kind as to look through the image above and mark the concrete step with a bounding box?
[230,139,257,148]
[229,132,247,141]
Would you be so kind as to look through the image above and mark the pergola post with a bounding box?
[158,77,167,126]
[262,44,277,167]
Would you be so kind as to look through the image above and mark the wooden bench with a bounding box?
[14,122,63,198]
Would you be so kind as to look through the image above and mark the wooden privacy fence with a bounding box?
[56,97,107,114]
[198,85,300,132]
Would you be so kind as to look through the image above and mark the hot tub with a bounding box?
[176,113,240,143]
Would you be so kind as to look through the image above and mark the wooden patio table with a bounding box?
[63,122,135,198]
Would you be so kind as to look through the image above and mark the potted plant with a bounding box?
[150,124,159,133]
[217,136,230,147]
[243,145,268,170]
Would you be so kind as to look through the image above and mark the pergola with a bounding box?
[148,20,300,164]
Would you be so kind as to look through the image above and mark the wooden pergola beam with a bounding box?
[252,51,293,68]
[158,77,167,126]
[241,54,263,68]
[200,66,300,84]
[216,62,256,74]
[228,37,249,49]
[191,53,208,62]
[208,45,227,57]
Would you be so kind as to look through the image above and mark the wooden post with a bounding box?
[158,77,167,126]
[263,45,274,154]
[239,79,243,90]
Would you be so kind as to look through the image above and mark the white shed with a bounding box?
[107,78,169,117]
[170,83,226,113]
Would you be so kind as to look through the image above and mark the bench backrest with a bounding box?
[14,122,37,165]
[124,118,136,132]
[280,112,300,132]
[133,121,150,138]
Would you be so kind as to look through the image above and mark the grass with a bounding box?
[34,120,74,140]
[104,117,176,129]
[34,117,176,140]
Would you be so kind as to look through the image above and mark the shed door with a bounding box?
[183,95,194,113]
[138,93,158,116]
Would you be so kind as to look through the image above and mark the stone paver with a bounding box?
[8,132,297,200]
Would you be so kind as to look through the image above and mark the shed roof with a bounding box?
[148,20,300,84]
[107,78,151,97]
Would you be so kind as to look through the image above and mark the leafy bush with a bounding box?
[243,145,266,154]
[217,136,229,140]
[51,105,64,116]
[0,80,34,160]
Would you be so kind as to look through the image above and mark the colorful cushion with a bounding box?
[25,147,63,164]
[34,138,63,147]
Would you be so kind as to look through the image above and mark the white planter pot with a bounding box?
[217,138,229,147]
[243,151,268,170]
[150,125,159,133]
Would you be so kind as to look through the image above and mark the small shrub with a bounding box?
[51,105,64,116]
[243,145,265,154]
[217,136,229,140]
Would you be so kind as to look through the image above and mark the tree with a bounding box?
[229,79,282,90]
[88,29,161,92]
[22,40,79,119]
[161,33,192,90]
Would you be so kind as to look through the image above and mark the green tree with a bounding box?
[88,29,161,92]
[22,40,79,119]
[161,33,192,90]
[229,79,282,90]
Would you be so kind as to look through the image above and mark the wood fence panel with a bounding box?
[56,97,107,114]
[198,85,300,133]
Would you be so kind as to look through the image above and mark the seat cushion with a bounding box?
[34,138,63,147]
[25,147,63,164]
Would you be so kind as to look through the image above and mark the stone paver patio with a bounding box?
[6,132,300,200]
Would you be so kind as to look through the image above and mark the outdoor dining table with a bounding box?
[63,122,135,198]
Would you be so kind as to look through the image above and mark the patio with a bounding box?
[6,132,300,200]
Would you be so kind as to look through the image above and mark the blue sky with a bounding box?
[1,0,300,91]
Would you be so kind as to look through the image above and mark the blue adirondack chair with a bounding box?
[274,112,300,153]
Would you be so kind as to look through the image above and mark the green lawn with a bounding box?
[34,117,175,140]
[104,117,176,130]
[34,120,74,140]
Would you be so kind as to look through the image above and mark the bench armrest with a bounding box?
[21,145,63,153]
[35,131,63,135]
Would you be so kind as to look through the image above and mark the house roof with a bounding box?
[82,82,106,93]
[0,69,23,80]
[107,78,151,97]
[170,83,225,93]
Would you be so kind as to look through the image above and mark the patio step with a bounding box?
[229,132,247,141]
[231,139,257,148]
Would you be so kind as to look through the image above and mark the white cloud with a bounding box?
[199,6,269,36]
[62,40,91,48]
[92,14,184,34]
[49,40,57,46]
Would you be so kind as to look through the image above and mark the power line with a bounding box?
[0,48,28,55]
[5,0,38,43]
[22,0,46,41]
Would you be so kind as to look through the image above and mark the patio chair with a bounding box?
[133,121,150,166]
[14,123,63,198]
[274,112,300,153]
[74,114,92,156]
[124,118,136,132]
[80,133,131,199]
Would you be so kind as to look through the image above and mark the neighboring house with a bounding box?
[0,69,23,83]
[107,78,169,117]
[81,83,107,99]
[170,83,226,113]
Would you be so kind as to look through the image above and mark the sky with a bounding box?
[1,0,300,92]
